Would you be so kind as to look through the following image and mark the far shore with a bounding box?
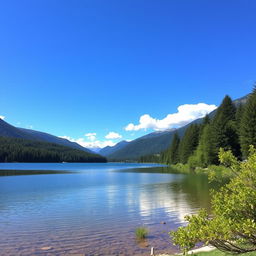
[0,169,72,176]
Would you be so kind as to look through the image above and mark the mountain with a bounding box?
[107,95,249,161]
[19,128,93,153]
[107,124,193,160]
[99,140,129,156]
[88,147,102,153]
[0,118,92,153]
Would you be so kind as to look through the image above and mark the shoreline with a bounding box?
[157,245,215,256]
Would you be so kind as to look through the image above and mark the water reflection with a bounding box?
[122,171,212,224]
[0,163,214,255]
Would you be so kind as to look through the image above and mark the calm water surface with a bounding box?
[0,163,213,255]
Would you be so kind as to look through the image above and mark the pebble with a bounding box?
[41,246,52,250]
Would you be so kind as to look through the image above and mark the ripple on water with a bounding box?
[0,163,212,255]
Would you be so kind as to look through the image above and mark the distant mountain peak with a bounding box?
[99,140,130,156]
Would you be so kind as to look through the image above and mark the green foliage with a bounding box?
[240,87,256,158]
[194,250,256,256]
[210,95,240,163]
[235,103,245,137]
[139,153,161,163]
[135,226,149,240]
[162,133,180,164]
[181,94,244,169]
[171,147,256,254]
[0,136,107,163]
[207,164,233,182]
[179,124,200,164]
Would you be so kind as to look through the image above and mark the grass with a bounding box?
[158,249,256,256]
[135,226,149,240]
[192,249,256,256]
[167,163,233,180]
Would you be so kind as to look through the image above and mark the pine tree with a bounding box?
[179,124,200,164]
[209,95,240,163]
[166,133,180,164]
[200,124,216,165]
[199,114,211,137]
[240,87,256,157]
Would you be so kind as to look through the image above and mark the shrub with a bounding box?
[170,146,256,255]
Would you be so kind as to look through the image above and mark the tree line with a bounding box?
[0,137,107,163]
[140,87,256,167]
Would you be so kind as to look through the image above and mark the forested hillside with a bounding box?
[141,88,256,166]
[0,137,107,163]
[107,96,248,161]
[0,118,92,153]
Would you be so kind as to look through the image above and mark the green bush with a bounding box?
[170,146,256,255]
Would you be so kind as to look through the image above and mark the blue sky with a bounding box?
[0,0,255,148]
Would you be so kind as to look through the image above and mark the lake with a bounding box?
[0,163,213,255]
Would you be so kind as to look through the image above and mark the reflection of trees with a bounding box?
[123,167,216,222]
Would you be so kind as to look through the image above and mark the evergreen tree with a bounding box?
[188,123,215,168]
[235,104,244,139]
[179,124,200,164]
[208,95,240,163]
[200,124,216,165]
[166,133,180,164]
[199,114,211,138]
[240,87,256,157]
[202,114,210,126]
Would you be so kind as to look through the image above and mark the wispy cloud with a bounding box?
[105,132,122,139]
[85,132,97,141]
[125,103,217,131]
[59,135,116,149]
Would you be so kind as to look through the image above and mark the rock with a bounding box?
[160,221,166,224]
[41,246,52,250]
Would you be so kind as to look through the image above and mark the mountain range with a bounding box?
[0,94,248,162]
[0,118,93,153]
[101,95,249,160]
[99,140,130,156]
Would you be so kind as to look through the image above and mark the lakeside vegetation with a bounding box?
[186,249,256,256]
[0,136,107,163]
[0,169,71,176]
[135,226,149,240]
[171,148,256,254]
[140,87,256,255]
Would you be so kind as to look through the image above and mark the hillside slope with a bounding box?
[0,136,106,163]
[99,140,129,156]
[0,119,92,153]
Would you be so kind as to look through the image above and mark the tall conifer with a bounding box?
[209,95,240,163]
[240,87,256,157]
[167,133,180,164]
[179,124,200,164]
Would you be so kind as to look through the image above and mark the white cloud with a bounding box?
[105,132,122,139]
[0,115,5,120]
[125,103,217,131]
[59,135,116,149]
[85,132,97,141]
[85,132,96,137]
